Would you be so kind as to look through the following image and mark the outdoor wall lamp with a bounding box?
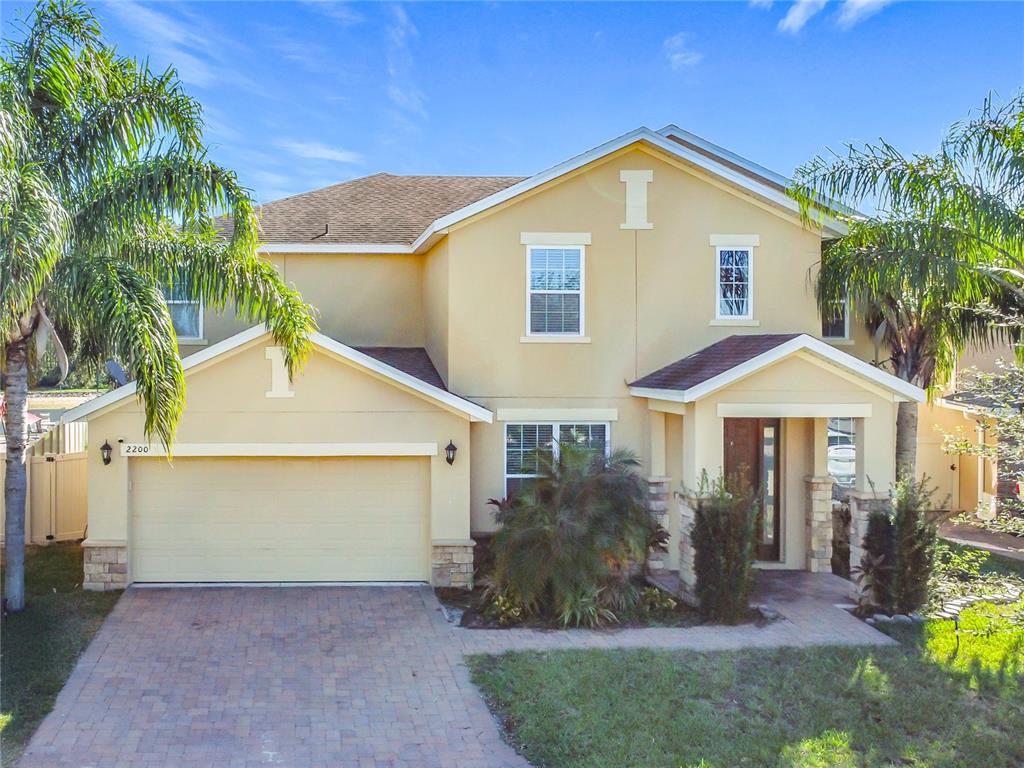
[100,440,113,466]
[445,440,457,466]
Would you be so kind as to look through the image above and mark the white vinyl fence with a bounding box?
[1,423,89,545]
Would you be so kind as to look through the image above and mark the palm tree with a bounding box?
[790,94,1024,479]
[1,1,315,612]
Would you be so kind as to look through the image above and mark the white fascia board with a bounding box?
[64,324,494,424]
[308,332,493,422]
[62,325,271,423]
[258,243,414,254]
[630,334,925,405]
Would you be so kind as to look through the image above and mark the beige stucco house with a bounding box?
[64,126,925,592]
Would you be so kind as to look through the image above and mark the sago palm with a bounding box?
[790,94,1024,479]
[1,1,315,611]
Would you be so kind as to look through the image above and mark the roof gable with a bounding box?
[629,334,925,403]
[62,326,492,424]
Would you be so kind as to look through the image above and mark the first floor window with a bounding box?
[528,246,584,335]
[162,285,202,340]
[716,247,752,319]
[827,417,856,487]
[822,297,849,339]
[505,421,609,496]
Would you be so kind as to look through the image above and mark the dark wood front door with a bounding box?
[724,418,781,561]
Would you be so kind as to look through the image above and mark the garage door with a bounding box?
[130,456,430,582]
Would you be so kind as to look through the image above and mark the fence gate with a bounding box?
[1,452,88,545]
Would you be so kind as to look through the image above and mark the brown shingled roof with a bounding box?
[630,334,801,391]
[223,173,526,245]
[354,347,446,390]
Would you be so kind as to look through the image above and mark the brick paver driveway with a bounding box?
[21,586,529,768]
[22,574,891,768]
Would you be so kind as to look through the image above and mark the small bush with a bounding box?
[891,476,938,613]
[689,471,757,623]
[640,586,678,617]
[486,441,660,627]
[854,510,895,611]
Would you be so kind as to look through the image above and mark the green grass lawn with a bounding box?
[470,550,1024,768]
[1,543,120,767]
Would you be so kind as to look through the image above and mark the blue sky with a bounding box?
[4,1,1023,202]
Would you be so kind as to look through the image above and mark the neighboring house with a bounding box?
[63,126,925,592]
[916,343,1015,515]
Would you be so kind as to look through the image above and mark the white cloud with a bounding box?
[663,32,703,70]
[836,0,894,29]
[102,0,264,95]
[302,1,364,26]
[749,0,774,7]
[278,141,362,164]
[778,0,828,33]
[385,5,428,121]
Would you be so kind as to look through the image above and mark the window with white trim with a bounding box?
[162,285,203,340]
[715,247,753,319]
[821,297,849,340]
[527,245,584,335]
[504,422,609,496]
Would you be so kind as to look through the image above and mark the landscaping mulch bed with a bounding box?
[436,584,728,629]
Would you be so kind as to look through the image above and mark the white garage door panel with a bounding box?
[131,456,429,582]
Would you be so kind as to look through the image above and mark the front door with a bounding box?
[724,418,781,561]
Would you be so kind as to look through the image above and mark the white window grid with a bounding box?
[504,421,610,496]
[526,245,586,336]
[715,246,753,320]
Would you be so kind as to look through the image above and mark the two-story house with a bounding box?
[65,126,925,592]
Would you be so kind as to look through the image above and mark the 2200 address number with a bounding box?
[121,444,152,455]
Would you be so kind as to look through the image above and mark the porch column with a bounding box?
[804,418,833,573]
[645,410,671,571]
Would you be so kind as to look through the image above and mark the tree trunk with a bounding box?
[895,400,918,482]
[4,338,30,612]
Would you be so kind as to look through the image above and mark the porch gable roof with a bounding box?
[629,333,925,404]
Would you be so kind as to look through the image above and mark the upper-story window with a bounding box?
[821,297,849,340]
[716,246,753,319]
[162,285,203,340]
[527,245,584,336]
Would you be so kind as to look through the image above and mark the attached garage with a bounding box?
[65,326,491,590]
[130,456,430,583]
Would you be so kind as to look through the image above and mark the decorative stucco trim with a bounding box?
[716,403,872,418]
[519,336,591,344]
[496,408,619,422]
[520,232,592,245]
[118,442,440,458]
[709,234,760,247]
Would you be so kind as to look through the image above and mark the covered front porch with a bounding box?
[630,334,925,596]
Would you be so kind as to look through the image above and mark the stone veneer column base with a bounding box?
[431,539,474,590]
[677,495,699,603]
[83,540,128,591]
[846,489,892,598]
[805,476,835,574]
[646,476,672,571]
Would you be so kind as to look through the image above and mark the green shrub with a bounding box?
[891,476,938,613]
[486,441,659,627]
[854,510,895,611]
[640,586,678,616]
[689,471,757,623]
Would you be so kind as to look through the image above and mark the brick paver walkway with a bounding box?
[21,574,892,768]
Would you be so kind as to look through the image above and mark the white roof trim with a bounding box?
[258,243,415,254]
[308,331,492,422]
[62,326,493,424]
[628,334,925,404]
